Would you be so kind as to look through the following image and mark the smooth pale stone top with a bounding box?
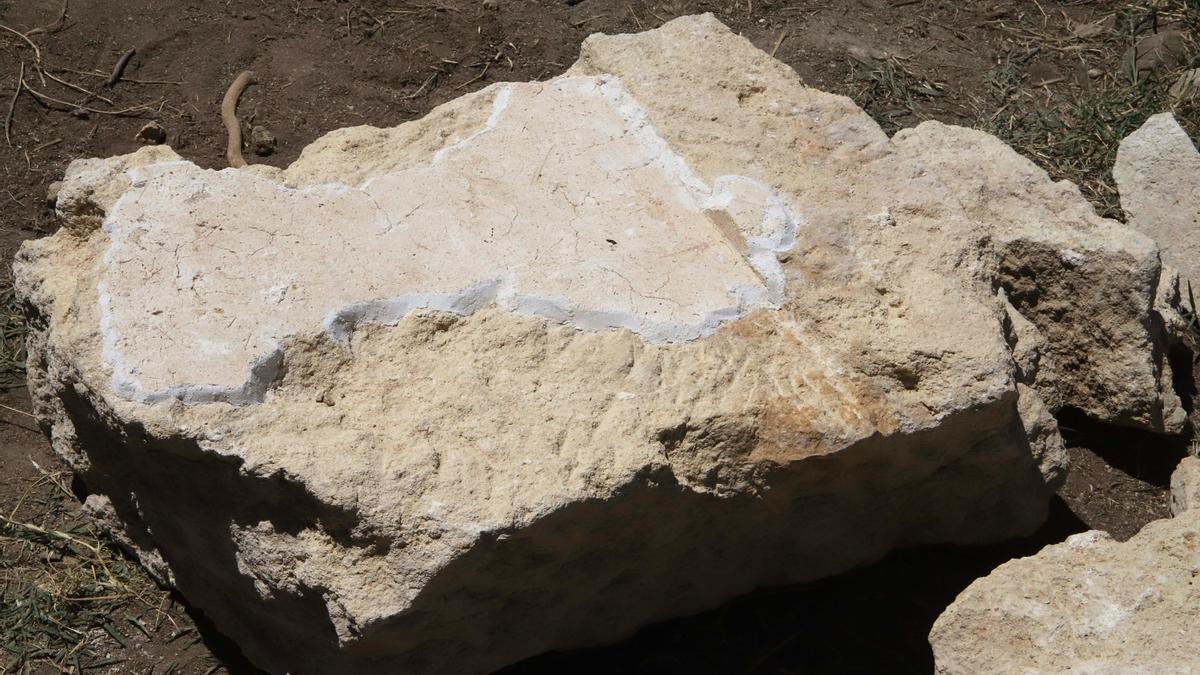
[99,75,798,403]
[1114,112,1200,286]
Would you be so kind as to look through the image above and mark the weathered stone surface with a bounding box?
[14,15,1185,674]
[1172,456,1200,516]
[931,460,1200,674]
[1016,383,1068,490]
[1115,112,1200,288]
[1156,265,1189,335]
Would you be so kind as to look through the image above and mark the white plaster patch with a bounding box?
[98,76,800,404]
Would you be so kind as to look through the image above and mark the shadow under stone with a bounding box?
[1057,406,1189,487]
[499,497,1088,675]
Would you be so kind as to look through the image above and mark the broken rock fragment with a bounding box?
[1171,456,1200,516]
[1115,112,1200,288]
[931,458,1200,674]
[14,14,1186,675]
[250,124,276,156]
[135,120,167,145]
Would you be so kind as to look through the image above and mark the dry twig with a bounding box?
[43,69,113,105]
[24,0,69,37]
[770,31,788,58]
[0,23,43,65]
[4,62,22,146]
[107,48,136,87]
[53,68,180,86]
[33,138,62,152]
[0,514,102,557]
[401,72,437,100]
[0,402,35,418]
[453,62,490,90]
[21,76,157,116]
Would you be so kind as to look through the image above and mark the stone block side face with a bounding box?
[16,222,1051,674]
[885,121,1181,434]
[22,308,1048,674]
[1015,384,1068,490]
[994,235,1182,433]
[341,404,1048,673]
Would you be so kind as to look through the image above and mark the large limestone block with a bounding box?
[930,461,1200,673]
[14,15,1184,674]
[1115,112,1200,288]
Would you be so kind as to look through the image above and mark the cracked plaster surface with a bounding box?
[99,76,797,403]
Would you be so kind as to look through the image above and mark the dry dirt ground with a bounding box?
[0,0,1198,673]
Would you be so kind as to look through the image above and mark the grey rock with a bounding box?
[250,125,276,156]
[134,121,167,145]
[1171,456,1200,516]
[1114,112,1200,288]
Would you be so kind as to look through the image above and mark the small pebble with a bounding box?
[251,125,277,157]
[45,181,63,209]
[482,0,500,9]
[1087,68,1103,79]
[135,121,167,145]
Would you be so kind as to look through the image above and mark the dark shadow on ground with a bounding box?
[180,598,266,675]
[1057,407,1188,487]
[499,497,1088,675]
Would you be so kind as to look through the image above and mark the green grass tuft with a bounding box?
[981,1,1200,220]
[0,286,28,392]
[0,471,164,674]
